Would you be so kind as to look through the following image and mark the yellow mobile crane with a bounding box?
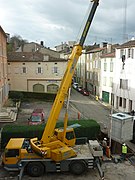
[2,0,103,179]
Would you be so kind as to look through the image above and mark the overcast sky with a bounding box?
[1,0,135,48]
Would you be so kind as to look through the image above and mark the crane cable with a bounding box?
[76,2,92,44]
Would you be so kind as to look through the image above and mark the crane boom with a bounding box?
[30,0,99,161]
[41,0,99,144]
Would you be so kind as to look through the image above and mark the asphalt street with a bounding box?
[70,89,111,132]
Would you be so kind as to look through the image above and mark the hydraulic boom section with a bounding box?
[30,0,99,162]
[41,0,99,144]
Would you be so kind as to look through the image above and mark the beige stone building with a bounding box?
[16,42,60,58]
[7,52,67,93]
[0,26,8,110]
[85,46,103,96]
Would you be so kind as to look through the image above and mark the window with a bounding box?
[53,67,58,73]
[90,62,92,69]
[93,61,96,68]
[90,72,93,80]
[86,72,89,80]
[111,93,114,106]
[109,77,113,87]
[119,97,122,107]
[66,131,75,140]
[103,77,107,86]
[127,48,134,58]
[120,79,128,89]
[98,60,101,68]
[132,49,134,59]
[37,67,43,74]
[22,67,27,73]
[110,60,113,72]
[5,149,19,157]
[95,61,98,68]
[123,98,126,108]
[104,60,107,71]
[120,49,124,58]
[128,48,131,58]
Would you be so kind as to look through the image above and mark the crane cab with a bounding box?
[54,127,76,147]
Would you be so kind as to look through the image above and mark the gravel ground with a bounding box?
[16,100,79,125]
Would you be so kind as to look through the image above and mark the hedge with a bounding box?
[1,119,100,149]
[9,91,56,101]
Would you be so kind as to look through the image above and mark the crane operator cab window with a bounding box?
[5,149,19,157]
[54,128,76,147]
[66,131,75,140]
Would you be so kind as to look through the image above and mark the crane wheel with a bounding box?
[69,160,87,175]
[27,162,45,177]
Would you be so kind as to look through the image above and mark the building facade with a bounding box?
[113,40,135,112]
[75,50,86,87]
[8,52,67,93]
[85,47,103,96]
[0,26,8,110]
[74,40,135,113]
[100,44,117,104]
[16,42,60,58]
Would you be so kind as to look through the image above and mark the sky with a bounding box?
[1,0,135,48]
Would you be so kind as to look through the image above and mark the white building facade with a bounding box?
[113,40,135,112]
[100,52,115,104]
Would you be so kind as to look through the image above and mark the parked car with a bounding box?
[77,86,83,92]
[81,88,90,96]
[28,109,45,125]
[72,82,78,89]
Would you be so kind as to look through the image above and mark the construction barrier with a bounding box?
[106,146,111,158]
[78,112,81,120]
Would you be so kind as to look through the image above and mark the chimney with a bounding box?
[100,42,108,48]
[6,33,10,43]
[107,44,112,53]
[41,41,44,46]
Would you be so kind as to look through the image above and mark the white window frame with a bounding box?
[104,60,107,71]
[120,79,128,90]
[128,48,131,58]
[103,77,107,86]
[110,59,113,72]
[109,77,113,87]
[53,66,58,73]
[120,49,124,58]
[131,49,134,59]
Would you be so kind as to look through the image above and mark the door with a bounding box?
[33,84,44,92]
[47,84,59,93]
[102,91,109,103]
[4,149,20,166]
